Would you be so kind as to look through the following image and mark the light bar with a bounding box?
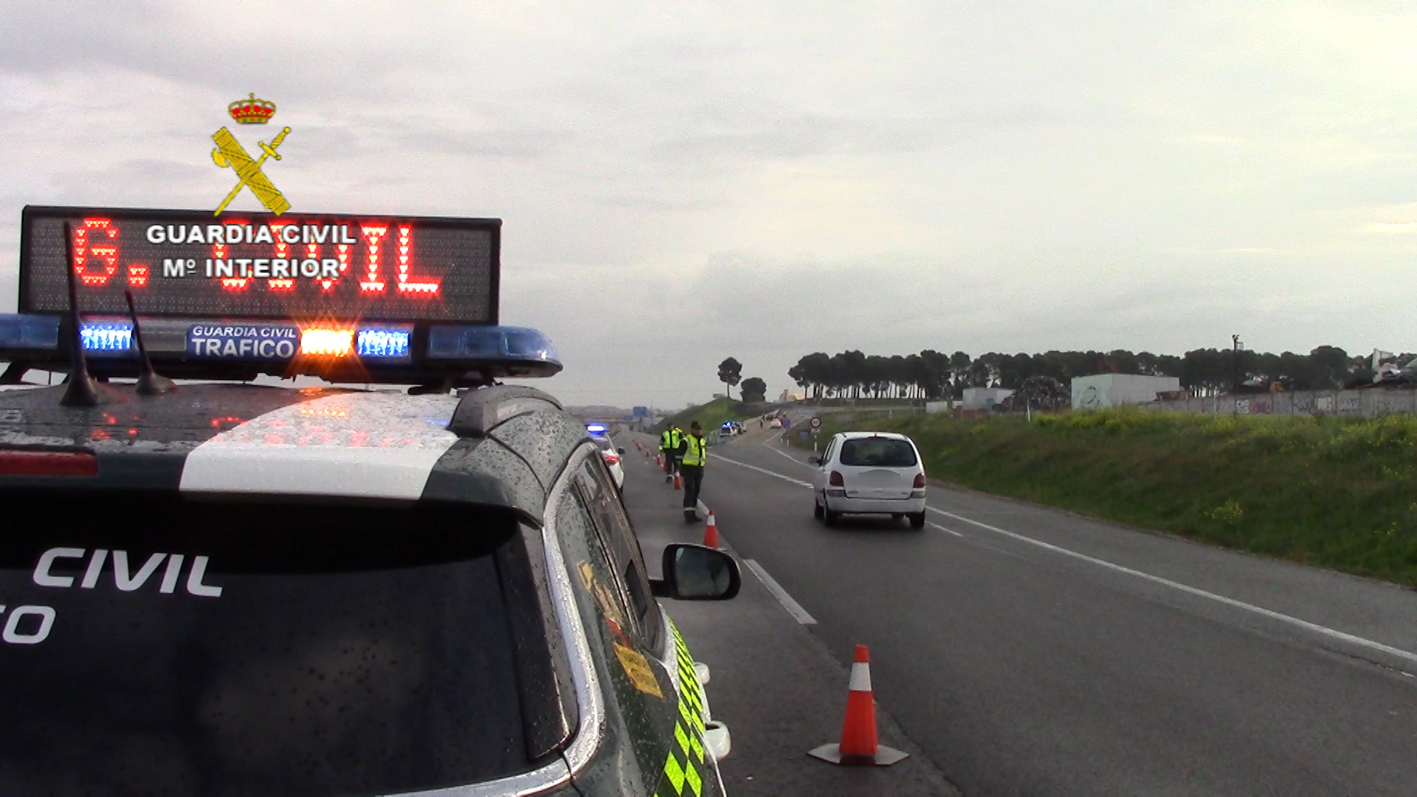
[425,325,561,376]
[587,423,607,434]
[0,314,559,383]
[0,314,60,350]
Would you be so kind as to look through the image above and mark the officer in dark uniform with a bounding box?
[678,421,707,523]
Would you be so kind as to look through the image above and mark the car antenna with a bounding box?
[124,289,174,395]
[59,222,119,407]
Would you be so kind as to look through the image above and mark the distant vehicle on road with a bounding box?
[809,432,927,529]
[592,433,626,490]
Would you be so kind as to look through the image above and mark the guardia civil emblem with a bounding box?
[211,93,291,216]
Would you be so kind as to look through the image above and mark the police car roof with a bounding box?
[0,382,587,525]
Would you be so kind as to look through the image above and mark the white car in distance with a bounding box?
[810,431,927,529]
[591,434,626,491]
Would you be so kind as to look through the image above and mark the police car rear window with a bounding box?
[839,437,918,467]
[0,492,539,796]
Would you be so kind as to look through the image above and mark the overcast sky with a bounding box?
[4,1,1417,408]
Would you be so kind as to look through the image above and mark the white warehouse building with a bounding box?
[960,387,1014,411]
[1071,374,1182,410]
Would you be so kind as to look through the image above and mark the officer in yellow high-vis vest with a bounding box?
[660,424,683,482]
[677,421,707,523]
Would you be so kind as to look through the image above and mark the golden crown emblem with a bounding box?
[228,93,276,125]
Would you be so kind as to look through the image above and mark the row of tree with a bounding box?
[781,346,1387,400]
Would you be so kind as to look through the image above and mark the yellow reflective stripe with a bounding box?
[656,619,708,796]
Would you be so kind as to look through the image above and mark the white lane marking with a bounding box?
[744,559,818,625]
[761,440,816,468]
[926,506,1417,666]
[181,393,460,499]
[716,452,1417,665]
[711,453,813,488]
[927,521,964,538]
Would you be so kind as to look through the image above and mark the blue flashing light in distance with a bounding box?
[586,423,607,434]
[80,322,133,352]
[356,327,411,358]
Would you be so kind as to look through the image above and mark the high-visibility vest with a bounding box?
[682,434,707,467]
[660,429,673,450]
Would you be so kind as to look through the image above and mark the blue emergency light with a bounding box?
[586,423,607,434]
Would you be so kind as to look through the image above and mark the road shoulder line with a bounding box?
[710,452,813,487]
[713,447,1415,668]
[759,439,816,468]
[927,521,964,538]
[743,559,818,625]
[926,506,1417,667]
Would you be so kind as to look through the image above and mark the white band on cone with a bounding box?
[848,661,872,692]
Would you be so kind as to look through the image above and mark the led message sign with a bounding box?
[19,207,500,324]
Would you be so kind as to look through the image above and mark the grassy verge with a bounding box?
[791,408,1417,587]
[656,398,755,436]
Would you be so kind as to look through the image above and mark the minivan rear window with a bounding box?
[839,438,918,467]
[0,492,535,797]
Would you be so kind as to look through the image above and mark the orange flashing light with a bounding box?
[300,328,355,357]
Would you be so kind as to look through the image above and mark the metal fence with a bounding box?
[1138,389,1417,418]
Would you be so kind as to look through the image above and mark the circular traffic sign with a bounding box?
[809,416,822,429]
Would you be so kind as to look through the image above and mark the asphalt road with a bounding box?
[618,436,962,796]
[617,426,1417,796]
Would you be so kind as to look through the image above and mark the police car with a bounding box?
[586,423,627,491]
[0,206,737,796]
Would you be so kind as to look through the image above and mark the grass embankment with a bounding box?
[793,409,1417,587]
[656,398,754,436]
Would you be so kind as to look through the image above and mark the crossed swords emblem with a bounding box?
[211,125,291,216]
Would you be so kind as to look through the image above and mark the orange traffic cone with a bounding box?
[703,511,720,548]
[808,645,909,766]
[673,472,683,490]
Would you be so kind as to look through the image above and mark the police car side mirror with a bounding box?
[808,455,821,465]
[617,448,626,455]
[651,544,741,601]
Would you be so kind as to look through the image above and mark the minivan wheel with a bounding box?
[909,512,926,530]
[813,500,824,520]
[824,505,841,527]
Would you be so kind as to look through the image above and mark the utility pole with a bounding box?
[1231,334,1242,393]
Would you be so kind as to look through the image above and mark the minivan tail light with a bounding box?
[913,473,926,488]
[829,471,844,487]
[0,450,99,477]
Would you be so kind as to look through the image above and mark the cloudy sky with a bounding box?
[4,1,1417,408]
